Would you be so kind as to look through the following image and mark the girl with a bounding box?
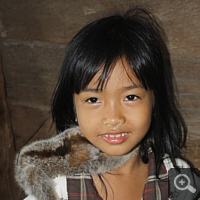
[15,7,200,200]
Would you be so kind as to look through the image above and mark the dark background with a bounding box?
[0,0,199,199]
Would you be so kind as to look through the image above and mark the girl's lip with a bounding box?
[100,132,130,144]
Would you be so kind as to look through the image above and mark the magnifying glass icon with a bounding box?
[174,174,196,193]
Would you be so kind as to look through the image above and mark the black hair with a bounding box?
[52,7,187,175]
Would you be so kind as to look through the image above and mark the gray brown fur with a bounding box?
[15,126,138,200]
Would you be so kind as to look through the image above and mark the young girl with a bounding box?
[15,7,200,200]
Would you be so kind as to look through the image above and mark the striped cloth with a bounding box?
[66,148,169,200]
[142,148,168,199]
[67,173,101,200]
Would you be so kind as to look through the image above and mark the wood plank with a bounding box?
[171,60,200,167]
[183,135,200,168]
[172,60,200,94]
[0,56,19,199]
[0,0,106,43]
[0,0,199,58]
[8,103,56,151]
[1,41,64,105]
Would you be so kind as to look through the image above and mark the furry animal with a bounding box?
[15,126,138,200]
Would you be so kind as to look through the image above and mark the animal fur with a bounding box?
[15,126,138,200]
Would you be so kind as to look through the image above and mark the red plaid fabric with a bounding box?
[67,148,169,200]
[67,174,102,200]
[142,148,168,200]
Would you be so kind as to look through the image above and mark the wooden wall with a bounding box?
[0,0,199,199]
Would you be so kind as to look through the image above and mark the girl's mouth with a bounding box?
[100,132,130,144]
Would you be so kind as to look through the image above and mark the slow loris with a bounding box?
[15,126,138,200]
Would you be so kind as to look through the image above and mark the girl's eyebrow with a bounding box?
[82,88,101,92]
[122,84,144,91]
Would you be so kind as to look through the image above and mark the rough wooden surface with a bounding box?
[172,60,200,166]
[0,58,19,199]
[1,41,63,106]
[0,1,199,199]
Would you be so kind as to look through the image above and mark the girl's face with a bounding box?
[74,59,153,156]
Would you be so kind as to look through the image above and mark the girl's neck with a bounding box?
[92,153,149,200]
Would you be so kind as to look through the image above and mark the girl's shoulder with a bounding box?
[163,155,190,172]
[163,155,200,200]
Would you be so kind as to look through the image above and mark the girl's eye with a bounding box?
[86,97,100,103]
[125,95,139,101]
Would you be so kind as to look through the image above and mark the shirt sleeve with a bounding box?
[24,176,68,200]
[54,175,68,199]
[163,156,190,172]
[24,195,37,200]
[163,156,200,200]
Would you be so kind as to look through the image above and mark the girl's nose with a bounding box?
[102,103,126,127]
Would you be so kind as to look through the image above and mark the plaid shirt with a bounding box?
[66,148,169,200]
[142,148,168,199]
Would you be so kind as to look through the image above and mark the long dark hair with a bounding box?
[52,7,187,175]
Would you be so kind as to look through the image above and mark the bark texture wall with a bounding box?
[0,58,18,199]
[0,0,199,199]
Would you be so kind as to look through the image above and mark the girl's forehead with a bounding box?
[86,59,142,89]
